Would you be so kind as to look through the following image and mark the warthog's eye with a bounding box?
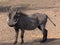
[14,15,20,22]
[14,15,20,19]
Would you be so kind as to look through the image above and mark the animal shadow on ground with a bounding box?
[0,38,60,45]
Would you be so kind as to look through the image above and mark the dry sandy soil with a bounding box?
[0,0,60,45]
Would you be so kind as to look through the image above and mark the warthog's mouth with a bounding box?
[8,25,15,27]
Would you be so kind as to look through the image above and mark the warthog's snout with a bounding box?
[8,23,14,27]
[8,21,17,27]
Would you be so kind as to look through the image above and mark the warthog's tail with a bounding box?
[47,16,56,26]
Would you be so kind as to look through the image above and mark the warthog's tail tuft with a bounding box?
[47,16,56,26]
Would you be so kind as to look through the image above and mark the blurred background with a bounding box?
[0,0,60,44]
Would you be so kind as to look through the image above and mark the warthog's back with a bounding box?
[32,13,47,24]
[17,13,47,30]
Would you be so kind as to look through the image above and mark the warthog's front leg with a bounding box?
[20,29,25,44]
[14,28,19,44]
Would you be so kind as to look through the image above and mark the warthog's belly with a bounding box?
[24,21,38,30]
[18,18,38,30]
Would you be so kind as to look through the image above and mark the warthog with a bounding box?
[7,9,56,44]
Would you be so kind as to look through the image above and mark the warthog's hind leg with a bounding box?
[41,29,48,43]
[38,25,48,43]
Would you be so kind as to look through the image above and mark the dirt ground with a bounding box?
[0,0,60,45]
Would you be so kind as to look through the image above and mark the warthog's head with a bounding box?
[8,9,20,27]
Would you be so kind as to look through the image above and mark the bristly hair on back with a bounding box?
[16,9,28,16]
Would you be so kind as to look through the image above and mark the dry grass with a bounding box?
[0,0,60,45]
[0,8,60,43]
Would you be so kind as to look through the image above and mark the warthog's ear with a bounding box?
[9,9,11,13]
[9,6,13,14]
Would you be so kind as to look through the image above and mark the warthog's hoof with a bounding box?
[20,41,24,44]
[13,41,17,44]
[41,39,47,43]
